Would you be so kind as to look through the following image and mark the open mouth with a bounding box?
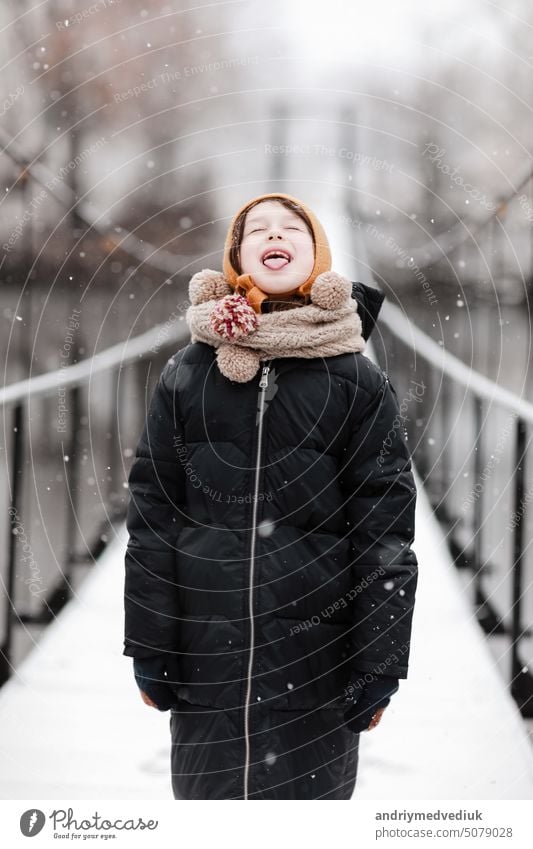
[261,249,292,270]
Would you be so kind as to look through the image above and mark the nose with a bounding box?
[268,230,283,240]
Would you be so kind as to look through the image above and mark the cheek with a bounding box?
[239,240,259,270]
[297,238,315,270]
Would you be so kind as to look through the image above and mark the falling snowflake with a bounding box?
[258,519,275,537]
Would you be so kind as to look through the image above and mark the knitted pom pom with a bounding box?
[210,293,259,341]
[189,269,232,305]
[311,271,352,310]
[216,344,261,383]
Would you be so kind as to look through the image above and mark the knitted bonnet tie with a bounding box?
[222,191,333,314]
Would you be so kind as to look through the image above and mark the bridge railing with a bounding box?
[0,321,189,686]
[375,300,533,716]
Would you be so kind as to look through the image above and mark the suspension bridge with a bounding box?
[1,124,533,799]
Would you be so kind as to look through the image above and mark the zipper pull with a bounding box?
[259,363,271,390]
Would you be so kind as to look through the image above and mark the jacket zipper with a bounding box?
[243,358,272,800]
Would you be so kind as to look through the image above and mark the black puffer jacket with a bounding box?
[123,281,418,800]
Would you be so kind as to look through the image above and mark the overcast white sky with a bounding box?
[283,0,509,67]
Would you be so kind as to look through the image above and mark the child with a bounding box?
[123,192,418,800]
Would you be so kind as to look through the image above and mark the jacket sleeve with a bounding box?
[339,370,419,680]
[123,359,186,658]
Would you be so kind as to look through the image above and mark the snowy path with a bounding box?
[0,471,532,799]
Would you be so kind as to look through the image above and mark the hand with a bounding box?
[345,701,389,733]
[344,673,399,733]
[367,706,387,730]
[139,689,160,709]
[133,654,179,712]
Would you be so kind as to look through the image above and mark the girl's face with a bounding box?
[238,200,315,294]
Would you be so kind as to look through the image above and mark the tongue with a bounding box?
[263,256,289,270]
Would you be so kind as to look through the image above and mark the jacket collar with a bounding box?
[350,281,384,341]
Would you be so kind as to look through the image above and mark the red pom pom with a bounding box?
[210,293,259,341]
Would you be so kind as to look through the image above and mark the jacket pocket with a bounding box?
[258,616,352,710]
[176,614,244,710]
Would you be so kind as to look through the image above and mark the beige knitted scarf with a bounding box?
[185,269,366,383]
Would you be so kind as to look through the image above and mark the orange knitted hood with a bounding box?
[222,192,332,314]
